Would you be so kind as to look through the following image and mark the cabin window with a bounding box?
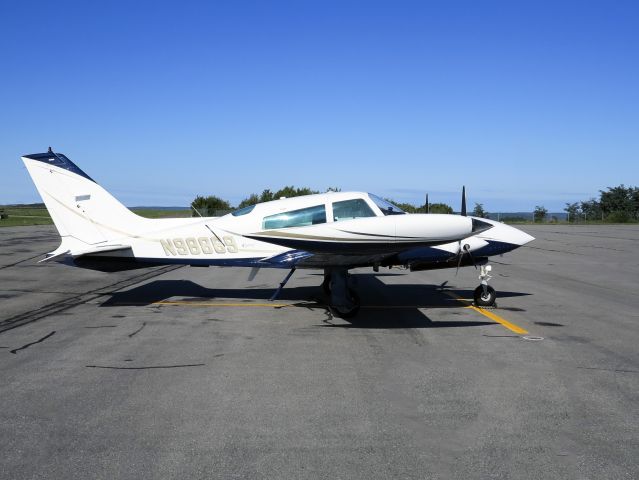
[332,199,376,222]
[262,204,326,229]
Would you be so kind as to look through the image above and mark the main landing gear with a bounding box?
[473,265,496,307]
[322,268,361,318]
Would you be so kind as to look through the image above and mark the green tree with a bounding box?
[259,189,274,203]
[600,185,634,217]
[191,195,231,217]
[236,186,322,209]
[254,186,320,203]
[580,198,601,222]
[395,202,419,213]
[472,203,487,218]
[273,186,319,199]
[631,187,639,220]
[237,193,260,209]
[533,205,547,223]
[429,203,454,214]
[382,198,418,213]
[564,185,639,223]
[606,210,631,223]
[564,202,580,223]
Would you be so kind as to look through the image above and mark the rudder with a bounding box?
[21,149,146,247]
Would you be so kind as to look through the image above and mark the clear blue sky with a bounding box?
[1,0,638,211]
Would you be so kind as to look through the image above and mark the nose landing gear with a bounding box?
[473,265,496,307]
[323,268,361,318]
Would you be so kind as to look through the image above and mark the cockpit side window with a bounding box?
[262,204,326,229]
[332,199,376,222]
[368,193,406,215]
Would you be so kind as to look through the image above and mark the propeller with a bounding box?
[455,242,478,276]
[425,193,429,213]
[461,186,467,217]
[454,186,489,274]
[456,185,472,275]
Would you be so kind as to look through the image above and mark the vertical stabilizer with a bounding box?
[21,150,147,247]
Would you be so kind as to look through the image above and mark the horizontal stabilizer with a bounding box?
[39,249,71,263]
[72,244,132,257]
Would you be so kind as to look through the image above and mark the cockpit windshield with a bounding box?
[368,194,406,215]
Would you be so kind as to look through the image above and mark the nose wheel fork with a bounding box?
[473,265,496,307]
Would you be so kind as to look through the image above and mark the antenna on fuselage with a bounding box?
[191,206,203,217]
[425,193,429,213]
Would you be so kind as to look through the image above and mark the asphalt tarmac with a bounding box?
[1,224,638,479]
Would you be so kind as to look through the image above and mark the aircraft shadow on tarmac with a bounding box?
[100,274,530,329]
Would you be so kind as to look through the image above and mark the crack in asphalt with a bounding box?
[85,363,206,370]
[577,366,639,374]
[0,265,183,334]
[0,252,50,270]
[10,331,56,354]
[128,322,147,338]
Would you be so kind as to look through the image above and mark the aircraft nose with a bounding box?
[505,225,535,246]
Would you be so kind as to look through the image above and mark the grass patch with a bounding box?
[0,207,53,227]
[0,205,191,227]
[0,216,54,227]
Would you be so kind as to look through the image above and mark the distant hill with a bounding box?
[485,212,568,221]
[449,211,568,221]
[3,202,46,208]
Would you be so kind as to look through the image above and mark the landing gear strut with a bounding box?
[323,268,361,318]
[473,265,496,307]
[321,271,331,296]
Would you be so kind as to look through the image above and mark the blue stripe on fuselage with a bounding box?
[398,240,521,263]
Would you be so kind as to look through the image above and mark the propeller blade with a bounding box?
[455,242,478,275]
[425,193,429,213]
[455,241,463,276]
[464,243,478,270]
[461,186,467,217]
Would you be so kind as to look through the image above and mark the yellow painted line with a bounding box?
[444,291,529,335]
[154,301,455,310]
[154,301,296,308]
[155,297,527,335]
[467,305,529,335]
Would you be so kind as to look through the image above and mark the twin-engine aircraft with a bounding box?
[22,149,534,317]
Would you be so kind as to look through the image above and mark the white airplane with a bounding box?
[22,149,534,317]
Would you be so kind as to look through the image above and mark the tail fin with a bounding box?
[21,150,145,249]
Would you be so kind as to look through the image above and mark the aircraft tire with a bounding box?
[329,289,360,318]
[474,285,496,307]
